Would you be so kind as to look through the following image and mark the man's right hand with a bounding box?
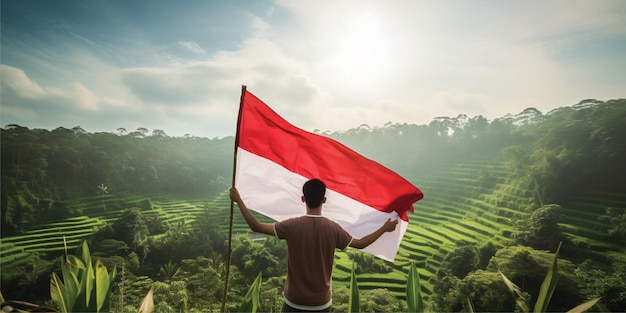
[229,187,242,204]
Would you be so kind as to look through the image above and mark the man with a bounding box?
[229,178,398,312]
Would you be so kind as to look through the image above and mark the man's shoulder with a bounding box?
[282,215,334,224]
[278,215,308,224]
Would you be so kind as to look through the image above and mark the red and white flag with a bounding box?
[234,88,424,262]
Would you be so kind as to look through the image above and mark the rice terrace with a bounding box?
[2,99,626,312]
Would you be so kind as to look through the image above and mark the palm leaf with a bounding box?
[105,265,117,312]
[238,273,262,313]
[73,265,89,313]
[466,296,476,313]
[348,262,360,313]
[86,258,98,311]
[406,262,424,312]
[59,256,80,312]
[76,240,92,266]
[77,241,96,311]
[95,258,111,312]
[533,242,562,313]
[50,272,69,313]
[493,259,529,313]
[65,255,86,273]
[591,300,610,312]
[137,286,155,313]
[566,298,601,313]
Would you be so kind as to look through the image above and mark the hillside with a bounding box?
[1,98,625,311]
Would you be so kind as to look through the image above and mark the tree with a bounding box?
[440,244,480,278]
[430,244,482,312]
[152,280,188,312]
[158,260,181,282]
[151,129,168,138]
[599,208,626,245]
[515,204,566,250]
[111,208,150,252]
[178,257,224,311]
[459,270,515,312]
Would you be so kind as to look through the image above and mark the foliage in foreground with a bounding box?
[493,242,601,313]
[0,239,615,313]
[50,240,117,312]
[406,262,424,313]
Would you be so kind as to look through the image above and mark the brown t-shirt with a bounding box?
[273,215,353,307]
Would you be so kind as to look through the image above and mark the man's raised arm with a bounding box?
[229,187,275,236]
[349,218,398,249]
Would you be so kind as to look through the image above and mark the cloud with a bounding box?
[70,82,100,111]
[177,41,205,54]
[119,18,323,130]
[1,64,47,99]
[1,65,99,110]
[0,64,197,135]
[0,65,102,128]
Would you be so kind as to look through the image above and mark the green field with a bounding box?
[1,159,624,302]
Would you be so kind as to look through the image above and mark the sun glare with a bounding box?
[329,13,391,88]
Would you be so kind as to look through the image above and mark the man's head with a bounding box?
[302,178,326,209]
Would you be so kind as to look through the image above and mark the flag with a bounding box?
[234,88,423,261]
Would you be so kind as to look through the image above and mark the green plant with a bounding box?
[494,242,601,313]
[406,262,424,312]
[348,262,359,313]
[50,240,117,312]
[345,261,424,313]
[238,273,262,313]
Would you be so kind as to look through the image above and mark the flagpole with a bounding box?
[221,85,247,312]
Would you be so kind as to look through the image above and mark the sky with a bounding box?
[2,0,625,138]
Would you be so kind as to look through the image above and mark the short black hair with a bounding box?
[303,179,326,208]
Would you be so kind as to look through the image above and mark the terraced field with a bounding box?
[331,159,625,300]
[2,158,624,303]
[1,216,106,269]
[0,194,213,271]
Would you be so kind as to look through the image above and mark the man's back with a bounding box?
[230,180,397,311]
[274,215,352,307]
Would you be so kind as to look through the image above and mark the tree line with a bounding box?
[1,127,233,235]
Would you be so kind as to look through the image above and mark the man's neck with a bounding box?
[306,207,322,216]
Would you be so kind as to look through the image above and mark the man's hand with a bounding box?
[229,187,242,204]
[230,187,275,235]
[383,218,399,232]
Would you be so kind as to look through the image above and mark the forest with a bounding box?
[1,98,625,312]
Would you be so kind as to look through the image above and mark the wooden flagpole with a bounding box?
[221,85,247,312]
